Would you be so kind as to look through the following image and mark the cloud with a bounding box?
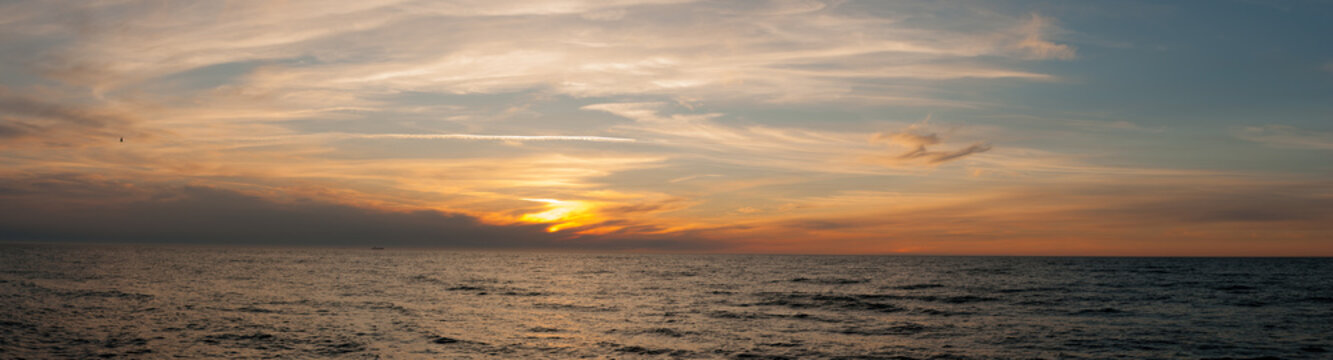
[743,179,1333,255]
[585,102,921,174]
[871,131,941,148]
[1236,125,1333,150]
[355,134,636,143]
[1013,13,1077,60]
[598,197,691,216]
[0,174,715,251]
[0,90,109,128]
[0,87,142,146]
[900,143,993,164]
[782,219,862,231]
[1074,182,1333,225]
[0,121,36,139]
[667,174,722,183]
[5,1,1070,107]
[581,8,628,21]
[870,128,991,165]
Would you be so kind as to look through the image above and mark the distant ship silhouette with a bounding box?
[371,247,385,250]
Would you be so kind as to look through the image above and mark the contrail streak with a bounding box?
[356,134,636,143]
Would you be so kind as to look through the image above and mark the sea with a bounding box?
[0,244,1329,359]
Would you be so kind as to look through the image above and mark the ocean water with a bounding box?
[0,244,1329,359]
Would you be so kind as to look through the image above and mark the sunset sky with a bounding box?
[1,0,1330,255]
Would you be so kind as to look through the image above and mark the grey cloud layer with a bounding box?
[0,87,148,149]
[772,180,1333,237]
[0,175,715,250]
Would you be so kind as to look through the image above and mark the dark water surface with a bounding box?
[0,244,1329,359]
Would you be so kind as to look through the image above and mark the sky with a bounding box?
[1,0,1331,255]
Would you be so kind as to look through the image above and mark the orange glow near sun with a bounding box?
[519,198,594,232]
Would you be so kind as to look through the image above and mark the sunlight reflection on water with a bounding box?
[0,244,1329,359]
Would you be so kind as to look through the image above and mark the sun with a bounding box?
[519,198,594,232]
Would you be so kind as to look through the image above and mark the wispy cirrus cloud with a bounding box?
[356,134,636,143]
[1235,125,1333,150]
[3,1,1076,106]
[583,101,898,174]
